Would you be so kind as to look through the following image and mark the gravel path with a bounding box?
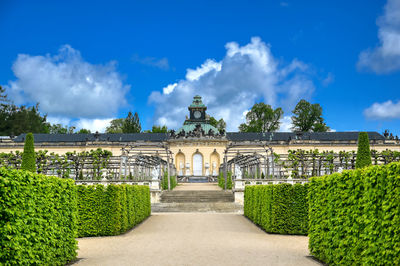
[76,213,319,266]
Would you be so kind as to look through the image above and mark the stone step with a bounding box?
[160,190,234,203]
[151,202,243,213]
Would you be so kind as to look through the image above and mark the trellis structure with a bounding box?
[221,141,275,189]
[121,142,175,190]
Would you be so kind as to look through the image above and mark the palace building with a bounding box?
[0,95,399,181]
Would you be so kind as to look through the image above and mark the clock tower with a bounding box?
[176,95,221,137]
[188,95,206,121]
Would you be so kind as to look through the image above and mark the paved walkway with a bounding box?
[76,213,319,266]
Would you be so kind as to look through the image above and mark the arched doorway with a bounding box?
[193,153,203,176]
[175,151,185,176]
[210,150,220,176]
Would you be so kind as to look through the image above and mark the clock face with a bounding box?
[194,111,201,119]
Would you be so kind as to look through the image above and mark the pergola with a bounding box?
[120,142,175,190]
[221,141,276,189]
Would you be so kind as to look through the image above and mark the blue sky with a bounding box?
[1,0,400,134]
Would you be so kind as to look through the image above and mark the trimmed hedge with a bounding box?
[21,133,36,172]
[218,171,232,189]
[76,184,150,237]
[162,173,177,190]
[0,167,77,265]
[244,183,308,235]
[356,132,372,169]
[308,162,400,265]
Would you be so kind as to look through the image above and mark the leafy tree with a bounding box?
[106,118,124,133]
[291,99,329,132]
[355,132,372,169]
[21,133,36,172]
[49,124,75,134]
[122,111,141,133]
[144,125,168,133]
[76,128,91,134]
[0,86,50,136]
[239,103,283,132]
[209,116,226,132]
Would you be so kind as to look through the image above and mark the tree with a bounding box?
[21,133,36,172]
[144,125,168,133]
[239,103,283,132]
[355,132,372,169]
[49,124,75,134]
[76,128,91,134]
[291,99,329,132]
[106,118,124,133]
[209,117,226,132]
[122,111,141,133]
[0,86,50,136]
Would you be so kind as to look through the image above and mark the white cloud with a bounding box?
[279,116,293,132]
[5,45,129,119]
[364,100,400,119]
[149,37,315,131]
[163,83,177,95]
[74,118,114,133]
[358,0,400,73]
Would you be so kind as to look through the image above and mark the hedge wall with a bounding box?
[0,167,77,265]
[218,171,232,189]
[309,162,400,265]
[76,184,150,237]
[244,183,308,235]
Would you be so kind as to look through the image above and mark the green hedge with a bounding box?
[76,184,150,237]
[218,171,232,189]
[244,183,308,235]
[0,167,77,265]
[309,162,400,265]
[162,173,177,190]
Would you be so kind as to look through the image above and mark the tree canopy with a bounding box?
[209,116,226,132]
[106,112,142,134]
[122,111,141,133]
[291,99,329,132]
[144,125,168,133]
[105,118,124,133]
[239,103,283,132]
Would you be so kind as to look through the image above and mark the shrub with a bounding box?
[76,184,150,237]
[244,183,308,235]
[21,133,36,172]
[308,163,400,265]
[162,172,177,190]
[355,132,372,169]
[0,168,77,265]
[218,171,233,189]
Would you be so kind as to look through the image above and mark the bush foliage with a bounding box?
[21,133,36,172]
[161,172,177,190]
[76,184,150,237]
[218,171,232,189]
[308,163,400,265]
[244,183,308,235]
[355,132,372,169]
[0,168,77,265]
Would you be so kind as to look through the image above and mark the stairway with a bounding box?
[152,183,243,213]
[160,190,234,203]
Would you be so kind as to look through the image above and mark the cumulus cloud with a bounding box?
[74,118,114,133]
[148,37,315,131]
[358,0,400,73]
[5,45,129,118]
[279,116,293,132]
[4,45,129,132]
[364,100,400,119]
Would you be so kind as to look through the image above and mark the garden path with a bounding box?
[76,213,319,266]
